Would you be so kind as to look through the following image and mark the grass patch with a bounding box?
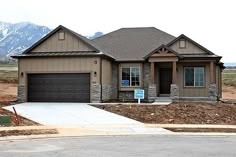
[223,69,236,87]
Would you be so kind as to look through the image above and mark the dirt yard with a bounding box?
[0,102,40,126]
[0,83,17,102]
[222,85,236,102]
[93,102,236,125]
[0,129,58,137]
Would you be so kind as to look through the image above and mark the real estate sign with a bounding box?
[134,89,144,104]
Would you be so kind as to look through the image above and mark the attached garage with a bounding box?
[13,25,114,103]
[27,73,90,102]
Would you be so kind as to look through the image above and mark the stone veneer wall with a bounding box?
[91,84,101,103]
[148,84,156,102]
[208,84,217,100]
[102,85,112,101]
[17,85,26,103]
[118,91,134,101]
[170,84,179,99]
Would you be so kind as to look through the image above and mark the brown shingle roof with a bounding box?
[93,27,176,61]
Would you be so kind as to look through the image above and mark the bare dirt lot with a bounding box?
[0,129,58,137]
[0,83,17,101]
[94,102,236,125]
[222,85,236,102]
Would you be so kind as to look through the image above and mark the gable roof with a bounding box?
[144,44,183,59]
[22,25,101,54]
[93,27,176,61]
[166,34,215,55]
[14,25,220,62]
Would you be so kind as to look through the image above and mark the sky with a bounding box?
[0,0,235,63]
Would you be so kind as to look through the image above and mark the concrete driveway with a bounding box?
[4,102,142,126]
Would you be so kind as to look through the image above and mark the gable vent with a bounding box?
[179,39,186,48]
[59,31,65,40]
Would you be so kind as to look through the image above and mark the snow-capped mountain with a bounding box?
[0,21,51,59]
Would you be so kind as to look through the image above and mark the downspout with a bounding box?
[100,57,103,102]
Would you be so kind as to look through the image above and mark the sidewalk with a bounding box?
[1,124,236,141]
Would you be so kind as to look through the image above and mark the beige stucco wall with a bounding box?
[102,58,112,85]
[170,39,207,54]
[18,57,101,86]
[31,29,94,52]
[177,62,211,97]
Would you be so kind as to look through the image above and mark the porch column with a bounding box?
[172,61,177,84]
[170,61,179,100]
[210,61,215,84]
[209,61,217,99]
[150,62,155,84]
[148,62,156,102]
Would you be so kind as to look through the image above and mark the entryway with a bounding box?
[159,68,172,95]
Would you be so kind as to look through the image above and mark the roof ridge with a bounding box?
[92,28,122,41]
[93,26,176,41]
[151,27,176,39]
[120,27,156,29]
[119,26,176,39]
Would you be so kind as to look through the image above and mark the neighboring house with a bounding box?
[12,25,224,103]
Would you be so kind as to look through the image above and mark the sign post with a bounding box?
[134,89,144,104]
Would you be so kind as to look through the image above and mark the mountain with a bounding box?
[0,21,51,60]
[0,21,103,62]
[88,32,103,40]
[224,62,236,67]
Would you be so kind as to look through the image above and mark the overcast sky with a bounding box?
[0,0,235,62]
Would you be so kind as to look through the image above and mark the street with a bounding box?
[0,135,236,157]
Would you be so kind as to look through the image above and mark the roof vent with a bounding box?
[59,32,65,40]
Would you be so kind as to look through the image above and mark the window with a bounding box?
[59,32,65,40]
[121,66,140,87]
[179,39,186,48]
[184,67,204,87]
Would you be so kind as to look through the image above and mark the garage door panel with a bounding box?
[28,73,90,102]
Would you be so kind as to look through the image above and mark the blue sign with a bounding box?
[122,80,129,86]
[134,89,144,99]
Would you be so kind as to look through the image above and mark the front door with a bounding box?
[160,68,172,94]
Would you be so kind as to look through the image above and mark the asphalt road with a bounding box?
[0,135,236,157]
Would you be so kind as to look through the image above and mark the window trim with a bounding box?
[121,65,141,88]
[184,67,205,87]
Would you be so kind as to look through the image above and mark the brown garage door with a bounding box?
[28,73,90,102]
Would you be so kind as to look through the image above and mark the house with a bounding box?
[12,25,224,103]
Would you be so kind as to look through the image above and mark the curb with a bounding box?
[145,124,236,129]
[1,132,236,142]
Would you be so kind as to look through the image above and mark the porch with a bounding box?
[146,45,217,101]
